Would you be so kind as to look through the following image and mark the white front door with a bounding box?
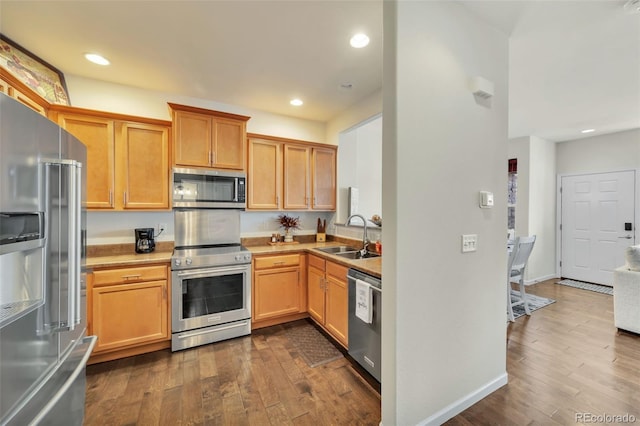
[561,170,635,285]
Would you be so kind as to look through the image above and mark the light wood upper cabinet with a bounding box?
[57,113,115,209]
[248,138,281,209]
[284,144,311,209]
[118,122,170,209]
[172,110,211,167]
[213,117,246,169]
[247,133,336,211]
[52,106,171,210]
[169,103,249,170]
[0,69,49,116]
[312,147,337,210]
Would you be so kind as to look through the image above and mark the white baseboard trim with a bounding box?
[524,273,559,286]
[416,372,508,426]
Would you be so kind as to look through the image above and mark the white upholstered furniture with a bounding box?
[613,245,640,334]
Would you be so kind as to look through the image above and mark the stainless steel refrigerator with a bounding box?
[0,94,97,425]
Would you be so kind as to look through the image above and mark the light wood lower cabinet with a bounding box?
[307,254,348,347]
[252,253,308,328]
[88,264,170,363]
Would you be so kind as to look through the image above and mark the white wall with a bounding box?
[325,89,382,146]
[556,128,640,175]
[510,129,640,283]
[507,137,530,239]
[527,136,557,281]
[67,75,326,142]
[65,75,332,244]
[383,2,508,424]
[337,114,382,224]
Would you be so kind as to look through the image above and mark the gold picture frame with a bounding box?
[0,34,70,105]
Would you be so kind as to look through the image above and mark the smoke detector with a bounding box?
[624,0,640,14]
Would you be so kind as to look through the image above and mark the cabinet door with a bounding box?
[283,144,311,210]
[58,114,115,209]
[325,263,349,347]
[212,117,245,170]
[254,267,300,321]
[311,147,336,210]
[248,138,281,209]
[173,111,211,167]
[307,264,326,323]
[92,280,168,352]
[0,77,47,116]
[118,122,170,209]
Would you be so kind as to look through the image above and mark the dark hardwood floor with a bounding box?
[84,322,381,425]
[447,278,640,425]
[85,279,640,425]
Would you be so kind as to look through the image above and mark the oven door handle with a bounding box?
[176,265,249,277]
[176,320,249,339]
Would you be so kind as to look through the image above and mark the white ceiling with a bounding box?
[1,1,638,142]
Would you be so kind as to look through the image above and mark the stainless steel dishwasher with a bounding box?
[348,268,381,382]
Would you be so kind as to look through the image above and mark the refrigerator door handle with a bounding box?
[42,159,83,332]
[64,160,82,330]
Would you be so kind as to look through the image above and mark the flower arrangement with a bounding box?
[277,214,301,232]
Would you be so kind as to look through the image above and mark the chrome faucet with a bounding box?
[345,214,369,256]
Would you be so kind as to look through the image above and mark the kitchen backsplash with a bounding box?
[86,211,336,245]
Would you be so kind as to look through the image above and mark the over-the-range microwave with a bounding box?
[172,167,246,209]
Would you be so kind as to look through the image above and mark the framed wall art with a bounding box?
[0,34,70,105]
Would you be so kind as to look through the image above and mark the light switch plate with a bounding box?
[462,234,478,253]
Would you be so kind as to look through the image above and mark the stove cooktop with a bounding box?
[171,244,251,270]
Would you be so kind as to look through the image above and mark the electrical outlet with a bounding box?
[462,234,477,253]
[158,223,167,234]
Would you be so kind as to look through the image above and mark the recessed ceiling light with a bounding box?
[350,33,370,48]
[84,53,110,66]
[290,99,303,106]
[581,129,595,134]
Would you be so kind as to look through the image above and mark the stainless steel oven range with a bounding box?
[171,209,252,351]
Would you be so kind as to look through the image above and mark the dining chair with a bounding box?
[507,235,537,322]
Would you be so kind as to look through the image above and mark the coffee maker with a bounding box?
[135,228,155,253]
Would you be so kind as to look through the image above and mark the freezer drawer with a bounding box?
[4,335,96,426]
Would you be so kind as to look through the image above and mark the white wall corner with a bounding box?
[416,373,509,426]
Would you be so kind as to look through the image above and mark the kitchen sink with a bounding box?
[334,251,380,260]
[315,245,360,254]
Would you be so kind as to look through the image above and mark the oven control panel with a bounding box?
[172,248,252,270]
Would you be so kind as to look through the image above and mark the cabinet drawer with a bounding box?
[254,254,300,270]
[326,261,348,281]
[308,254,326,271]
[93,265,167,286]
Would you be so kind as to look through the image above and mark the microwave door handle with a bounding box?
[234,178,239,202]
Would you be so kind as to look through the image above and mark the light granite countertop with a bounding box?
[247,242,382,278]
[86,250,173,269]
[87,240,382,278]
